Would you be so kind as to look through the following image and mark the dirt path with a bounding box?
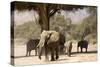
[11,43,97,66]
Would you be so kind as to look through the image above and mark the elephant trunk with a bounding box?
[38,46,43,60]
[37,39,45,60]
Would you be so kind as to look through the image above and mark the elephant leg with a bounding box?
[67,48,70,57]
[35,49,37,56]
[55,47,59,60]
[51,48,55,61]
[69,45,72,57]
[29,50,31,56]
[66,48,67,54]
[81,47,83,53]
[68,48,72,57]
[59,45,62,54]
[77,47,79,53]
[26,50,28,56]
[63,47,66,54]
[45,45,49,61]
[68,52,70,57]
[85,48,87,53]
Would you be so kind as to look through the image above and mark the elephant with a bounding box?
[37,30,60,61]
[59,33,65,54]
[26,39,39,56]
[64,41,72,57]
[77,40,88,53]
[54,27,65,54]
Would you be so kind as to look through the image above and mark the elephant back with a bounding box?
[27,39,39,50]
[78,40,88,48]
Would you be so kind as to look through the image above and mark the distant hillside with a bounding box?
[14,22,41,39]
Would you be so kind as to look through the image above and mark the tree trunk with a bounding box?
[38,4,49,32]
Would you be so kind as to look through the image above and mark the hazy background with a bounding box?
[13,6,97,45]
[14,8,89,25]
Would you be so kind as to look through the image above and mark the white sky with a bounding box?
[60,8,90,24]
[14,10,39,25]
[13,8,90,25]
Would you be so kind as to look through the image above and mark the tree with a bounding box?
[72,7,97,40]
[11,1,89,32]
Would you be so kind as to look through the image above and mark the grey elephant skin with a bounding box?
[59,34,65,54]
[77,40,88,53]
[64,41,72,57]
[37,30,60,61]
[26,39,39,56]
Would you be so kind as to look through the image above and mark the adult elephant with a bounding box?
[77,40,88,53]
[64,41,72,57]
[37,30,60,61]
[26,39,39,56]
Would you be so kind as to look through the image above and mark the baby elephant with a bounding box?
[26,39,39,56]
[77,40,88,53]
[64,41,72,57]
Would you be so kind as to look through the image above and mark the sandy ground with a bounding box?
[11,43,97,66]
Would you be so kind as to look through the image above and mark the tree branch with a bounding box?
[48,9,59,18]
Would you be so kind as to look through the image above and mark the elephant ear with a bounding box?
[46,33,53,45]
[38,30,48,47]
[38,30,52,48]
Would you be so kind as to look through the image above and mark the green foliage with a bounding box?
[71,12,97,40]
[14,7,97,43]
[50,13,71,32]
[84,33,97,42]
[14,22,41,39]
